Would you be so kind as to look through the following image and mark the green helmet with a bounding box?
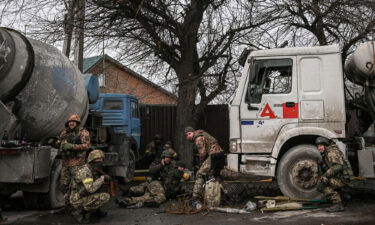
[161,150,173,159]
[315,137,330,146]
[88,149,105,163]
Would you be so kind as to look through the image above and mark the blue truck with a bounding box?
[88,93,141,182]
[0,28,140,208]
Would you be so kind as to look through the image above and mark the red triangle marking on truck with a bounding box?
[260,104,276,119]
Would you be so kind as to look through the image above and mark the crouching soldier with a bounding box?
[70,150,110,224]
[117,152,189,208]
[315,137,353,212]
[184,127,224,204]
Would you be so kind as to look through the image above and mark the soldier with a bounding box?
[315,137,353,212]
[144,134,164,161]
[70,150,110,224]
[59,114,90,211]
[163,141,178,160]
[117,152,189,208]
[184,127,224,203]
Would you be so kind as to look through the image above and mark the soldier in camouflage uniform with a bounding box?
[315,137,353,212]
[70,150,110,224]
[117,151,188,208]
[184,127,224,201]
[163,141,178,161]
[144,134,164,162]
[59,114,91,210]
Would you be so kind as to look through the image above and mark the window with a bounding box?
[245,59,292,104]
[103,99,123,110]
[131,101,139,118]
[98,73,106,87]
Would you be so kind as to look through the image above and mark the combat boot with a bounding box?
[116,197,132,208]
[93,208,108,218]
[143,200,160,208]
[72,209,90,224]
[326,203,345,212]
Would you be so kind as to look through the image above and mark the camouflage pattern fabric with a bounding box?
[126,180,166,206]
[192,156,211,199]
[60,165,81,205]
[59,127,90,167]
[318,143,353,204]
[70,164,110,211]
[192,130,223,164]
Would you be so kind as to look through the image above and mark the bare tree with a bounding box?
[270,0,375,61]
[75,0,276,167]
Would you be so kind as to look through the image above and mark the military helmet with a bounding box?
[315,137,330,146]
[88,149,105,163]
[65,114,81,127]
[161,150,173,158]
[184,126,194,134]
[176,161,186,168]
[164,141,173,148]
[154,134,163,141]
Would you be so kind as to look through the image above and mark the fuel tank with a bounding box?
[345,41,375,86]
[0,28,89,141]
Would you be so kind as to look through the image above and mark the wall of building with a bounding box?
[89,59,177,105]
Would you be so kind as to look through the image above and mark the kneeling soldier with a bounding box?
[70,150,110,224]
[315,137,353,212]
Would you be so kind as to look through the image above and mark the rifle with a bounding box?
[94,168,123,197]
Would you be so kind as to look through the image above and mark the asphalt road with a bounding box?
[2,194,375,225]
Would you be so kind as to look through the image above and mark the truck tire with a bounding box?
[124,150,136,183]
[277,144,323,199]
[24,159,64,209]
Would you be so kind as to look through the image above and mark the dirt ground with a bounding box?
[2,192,375,225]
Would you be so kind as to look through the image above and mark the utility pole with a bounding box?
[74,0,86,72]
[62,0,76,58]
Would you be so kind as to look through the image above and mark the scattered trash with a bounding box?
[244,201,257,211]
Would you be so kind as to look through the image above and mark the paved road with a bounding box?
[3,194,375,225]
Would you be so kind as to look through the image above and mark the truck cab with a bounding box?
[90,93,141,151]
[229,44,346,199]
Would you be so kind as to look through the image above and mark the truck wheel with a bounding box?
[124,150,136,183]
[23,159,64,209]
[277,144,323,199]
[47,159,64,209]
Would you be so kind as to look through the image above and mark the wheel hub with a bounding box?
[291,160,319,190]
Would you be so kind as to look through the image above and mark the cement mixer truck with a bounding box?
[228,41,375,199]
[0,28,139,208]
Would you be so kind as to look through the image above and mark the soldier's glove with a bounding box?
[182,173,190,181]
[62,142,75,151]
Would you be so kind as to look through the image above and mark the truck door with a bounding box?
[240,57,297,153]
[130,99,141,149]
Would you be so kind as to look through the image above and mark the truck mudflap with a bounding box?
[0,146,51,183]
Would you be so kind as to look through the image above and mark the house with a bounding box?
[83,55,177,105]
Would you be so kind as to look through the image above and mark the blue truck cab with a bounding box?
[89,93,141,152]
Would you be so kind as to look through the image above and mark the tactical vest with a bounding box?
[159,162,183,197]
[322,145,354,180]
[61,127,87,166]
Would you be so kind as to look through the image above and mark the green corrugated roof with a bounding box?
[83,55,102,73]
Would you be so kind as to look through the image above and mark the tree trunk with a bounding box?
[174,77,198,169]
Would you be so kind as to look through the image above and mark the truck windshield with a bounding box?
[245,58,292,104]
[103,99,123,110]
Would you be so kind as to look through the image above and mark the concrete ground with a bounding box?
[2,193,375,225]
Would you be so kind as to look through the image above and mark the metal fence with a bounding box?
[139,104,229,153]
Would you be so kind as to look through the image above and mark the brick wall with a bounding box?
[89,59,177,105]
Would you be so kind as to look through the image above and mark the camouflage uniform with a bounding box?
[70,164,110,211]
[191,130,223,199]
[120,158,185,207]
[59,114,91,206]
[317,143,353,204]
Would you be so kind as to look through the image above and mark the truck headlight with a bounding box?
[230,139,239,153]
